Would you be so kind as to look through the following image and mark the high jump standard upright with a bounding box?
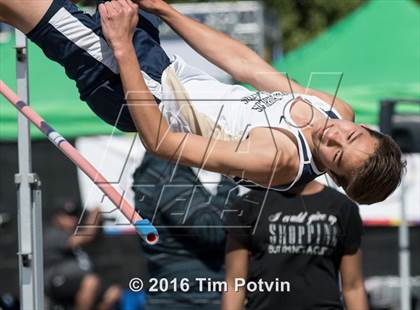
[14,29,44,310]
[6,30,160,310]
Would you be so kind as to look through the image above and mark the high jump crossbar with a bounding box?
[0,80,159,245]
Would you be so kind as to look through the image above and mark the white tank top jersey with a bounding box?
[159,56,343,191]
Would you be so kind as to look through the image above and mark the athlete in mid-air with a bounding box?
[0,0,404,204]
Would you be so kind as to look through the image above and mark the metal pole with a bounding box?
[31,178,44,310]
[15,29,44,310]
[256,3,265,58]
[399,156,411,310]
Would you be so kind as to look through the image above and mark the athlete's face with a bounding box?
[311,119,378,183]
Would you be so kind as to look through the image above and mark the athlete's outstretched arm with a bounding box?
[134,0,305,93]
[99,0,287,186]
[135,0,354,120]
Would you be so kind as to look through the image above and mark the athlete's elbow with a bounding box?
[231,59,261,85]
[155,149,174,162]
[231,68,250,84]
[140,132,175,158]
[230,58,258,84]
[138,135,165,157]
[147,141,179,162]
[144,144,170,160]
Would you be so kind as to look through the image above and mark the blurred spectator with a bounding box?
[132,152,239,310]
[0,212,11,227]
[44,199,121,310]
[223,181,369,310]
[0,293,19,310]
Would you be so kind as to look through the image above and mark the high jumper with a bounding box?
[0,0,404,204]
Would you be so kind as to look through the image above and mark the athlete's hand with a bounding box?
[99,0,139,52]
[133,0,171,16]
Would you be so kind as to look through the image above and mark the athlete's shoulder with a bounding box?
[305,89,355,121]
[337,101,355,121]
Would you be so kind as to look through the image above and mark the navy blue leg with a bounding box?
[27,0,170,132]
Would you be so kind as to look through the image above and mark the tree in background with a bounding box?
[166,0,367,52]
[263,0,366,52]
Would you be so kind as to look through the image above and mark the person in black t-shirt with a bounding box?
[222,181,368,310]
[132,152,240,309]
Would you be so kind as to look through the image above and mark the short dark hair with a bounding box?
[52,198,82,217]
[342,128,406,205]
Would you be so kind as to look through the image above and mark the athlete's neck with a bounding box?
[302,124,326,172]
[289,97,329,172]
